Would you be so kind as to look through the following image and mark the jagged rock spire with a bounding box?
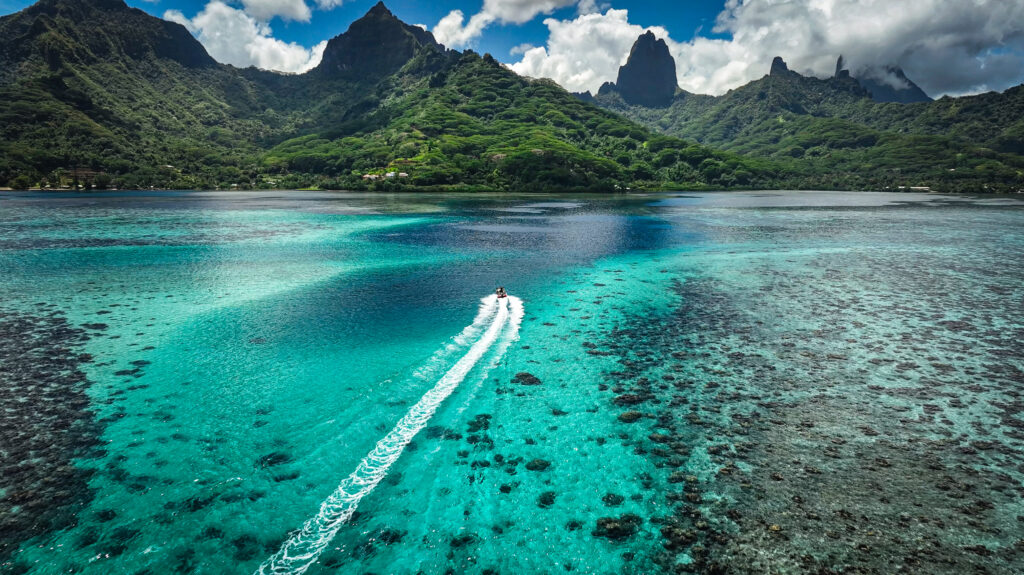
[835,55,851,79]
[770,56,790,76]
[313,2,441,78]
[613,31,678,107]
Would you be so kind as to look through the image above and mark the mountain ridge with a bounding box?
[586,40,1023,192]
[313,1,444,80]
[856,66,932,104]
[0,0,216,81]
[0,1,1021,192]
[0,0,778,191]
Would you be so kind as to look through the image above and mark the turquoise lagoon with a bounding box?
[0,191,1022,574]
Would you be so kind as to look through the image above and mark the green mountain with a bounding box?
[0,0,288,188]
[590,47,1024,193]
[0,0,774,191]
[846,63,932,104]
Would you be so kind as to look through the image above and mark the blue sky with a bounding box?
[3,0,1023,96]
[0,0,723,62]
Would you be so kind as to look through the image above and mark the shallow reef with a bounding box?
[596,257,1024,574]
[0,305,103,564]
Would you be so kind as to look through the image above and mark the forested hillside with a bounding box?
[591,49,1024,193]
[0,0,776,191]
[2,0,1021,192]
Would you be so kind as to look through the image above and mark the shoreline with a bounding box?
[3,187,1023,196]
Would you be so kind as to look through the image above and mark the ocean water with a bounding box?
[0,191,1022,575]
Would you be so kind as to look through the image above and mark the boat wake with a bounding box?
[256,294,523,575]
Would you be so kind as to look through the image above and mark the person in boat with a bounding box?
[496,287,508,299]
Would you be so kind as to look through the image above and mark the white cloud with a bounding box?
[434,10,495,48]
[163,9,196,31]
[239,0,311,22]
[511,9,669,93]
[510,43,535,56]
[576,0,602,15]
[510,0,1024,97]
[482,0,580,24]
[163,2,325,73]
[434,0,583,48]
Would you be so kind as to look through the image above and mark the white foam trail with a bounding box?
[407,295,499,385]
[479,294,524,393]
[498,296,525,359]
[257,295,515,575]
[452,295,500,347]
[300,296,497,465]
